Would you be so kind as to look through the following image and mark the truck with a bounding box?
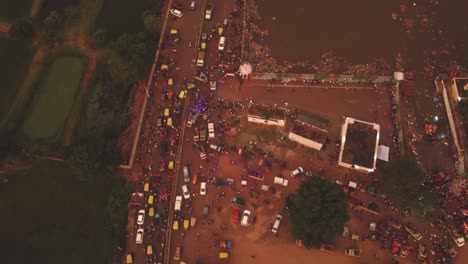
[200,126,206,141]
[174,196,182,211]
[232,197,245,207]
[345,248,362,257]
[193,127,200,142]
[450,228,466,247]
[208,122,215,138]
[273,176,288,186]
[205,3,213,20]
[216,240,232,249]
[198,145,207,160]
[196,51,205,67]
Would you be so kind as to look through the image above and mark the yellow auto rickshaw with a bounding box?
[148,207,155,217]
[219,252,229,259]
[147,195,154,205]
[170,29,178,35]
[168,78,173,86]
[126,254,133,264]
[164,108,169,117]
[201,42,206,50]
[190,217,197,227]
[167,117,173,127]
[168,161,174,170]
[143,182,149,192]
[187,83,195,89]
[146,245,153,255]
[173,220,179,230]
[183,219,189,230]
[178,90,185,99]
[218,27,223,35]
[161,64,168,70]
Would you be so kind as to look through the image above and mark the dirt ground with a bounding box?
[166,80,416,264]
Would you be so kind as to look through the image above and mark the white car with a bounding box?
[290,167,304,177]
[241,210,251,226]
[135,228,144,244]
[218,36,225,51]
[271,214,283,233]
[210,80,217,91]
[182,184,190,199]
[137,209,145,225]
[170,8,183,18]
[200,182,207,195]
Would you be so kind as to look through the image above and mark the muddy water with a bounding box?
[257,0,468,68]
[257,0,402,64]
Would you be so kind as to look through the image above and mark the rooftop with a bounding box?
[341,118,379,169]
[291,121,327,144]
[248,104,287,120]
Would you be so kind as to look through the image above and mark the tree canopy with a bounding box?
[8,19,34,41]
[288,176,349,248]
[382,157,438,218]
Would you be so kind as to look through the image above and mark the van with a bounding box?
[218,36,226,51]
[210,144,221,152]
[271,214,283,233]
[208,122,215,138]
[190,1,196,9]
[183,166,190,183]
[273,176,288,186]
[174,196,182,211]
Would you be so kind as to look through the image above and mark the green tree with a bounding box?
[8,19,34,41]
[288,176,349,248]
[382,157,438,218]
[141,9,161,32]
[65,136,120,181]
[43,10,63,45]
[106,178,131,247]
[382,157,424,206]
[92,29,107,48]
[63,5,80,23]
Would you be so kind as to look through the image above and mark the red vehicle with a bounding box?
[232,209,240,223]
[192,173,198,184]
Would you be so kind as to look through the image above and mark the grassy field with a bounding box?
[23,56,84,140]
[95,0,153,39]
[0,161,114,264]
[0,39,33,124]
[38,0,79,19]
[0,0,33,20]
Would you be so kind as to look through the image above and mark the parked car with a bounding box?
[405,226,422,240]
[210,80,217,90]
[271,214,283,233]
[450,228,466,247]
[218,36,226,51]
[232,197,245,207]
[174,196,182,211]
[174,244,182,260]
[170,8,183,18]
[137,209,145,225]
[241,210,251,226]
[135,228,144,244]
[345,248,362,257]
[320,244,336,252]
[205,3,212,19]
[418,244,427,260]
[232,209,240,223]
[290,167,304,177]
[200,182,207,195]
[182,184,190,199]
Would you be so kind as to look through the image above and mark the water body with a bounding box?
[257,0,402,64]
[257,0,468,67]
